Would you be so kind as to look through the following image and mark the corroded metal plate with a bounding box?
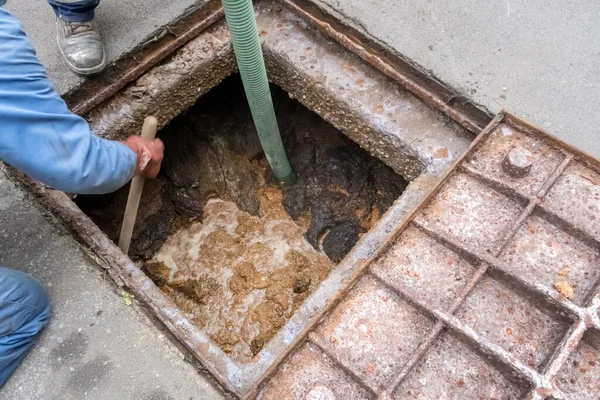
[256,113,600,400]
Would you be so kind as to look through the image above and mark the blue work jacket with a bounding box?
[0,8,135,194]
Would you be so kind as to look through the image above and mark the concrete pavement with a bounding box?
[0,174,225,399]
[8,0,599,156]
[5,0,203,95]
[313,0,600,158]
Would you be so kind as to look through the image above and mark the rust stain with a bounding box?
[279,0,487,133]
[432,147,449,159]
[340,62,358,74]
[66,0,224,115]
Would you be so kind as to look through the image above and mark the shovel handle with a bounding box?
[118,116,158,254]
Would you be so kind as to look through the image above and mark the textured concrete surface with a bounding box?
[5,0,203,95]
[0,175,224,400]
[312,0,600,159]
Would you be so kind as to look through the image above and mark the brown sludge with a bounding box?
[76,76,406,361]
[151,189,333,361]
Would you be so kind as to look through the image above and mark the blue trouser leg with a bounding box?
[0,267,51,388]
[47,0,100,22]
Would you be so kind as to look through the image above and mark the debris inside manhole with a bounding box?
[554,280,575,300]
[76,75,407,360]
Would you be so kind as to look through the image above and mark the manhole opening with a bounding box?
[75,74,407,362]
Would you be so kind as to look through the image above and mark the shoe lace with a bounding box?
[66,21,93,36]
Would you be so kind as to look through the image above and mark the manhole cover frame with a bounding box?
[248,111,600,399]
[12,1,588,398]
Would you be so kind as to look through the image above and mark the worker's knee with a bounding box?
[0,267,51,337]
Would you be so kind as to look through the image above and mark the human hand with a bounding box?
[124,136,164,179]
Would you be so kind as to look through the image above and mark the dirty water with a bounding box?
[76,75,407,360]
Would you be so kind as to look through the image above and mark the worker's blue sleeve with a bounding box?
[0,8,136,195]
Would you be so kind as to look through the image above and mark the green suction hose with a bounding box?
[222,0,296,185]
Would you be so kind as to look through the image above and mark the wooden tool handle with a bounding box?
[118,116,158,254]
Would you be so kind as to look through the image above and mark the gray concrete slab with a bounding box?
[311,0,600,159]
[0,174,224,400]
[5,0,203,95]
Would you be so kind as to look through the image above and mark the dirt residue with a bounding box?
[281,108,406,261]
[152,191,333,361]
[76,75,406,361]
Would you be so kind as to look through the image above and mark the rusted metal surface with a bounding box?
[370,225,477,311]
[246,114,503,400]
[255,112,600,399]
[455,276,569,371]
[62,0,493,141]
[39,0,474,394]
[86,1,472,181]
[395,332,528,399]
[87,22,236,141]
[258,342,374,399]
[416,173,525,254]
[310,275,435,392]
[65,0,224,116]
[275,0,492,135]
[556,332,600,398]
[543,161,600,244]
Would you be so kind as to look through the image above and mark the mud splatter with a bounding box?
[76,76,406,359]
[152,191,333,361]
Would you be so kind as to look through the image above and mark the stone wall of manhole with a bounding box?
[76,75,407,362]
[255,113,600,400]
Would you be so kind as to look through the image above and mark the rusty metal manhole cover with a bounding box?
[255,112,600,399]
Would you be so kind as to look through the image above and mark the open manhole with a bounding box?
[17,0,599,399]
[76,75,408,362]
[32,1,472,395]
